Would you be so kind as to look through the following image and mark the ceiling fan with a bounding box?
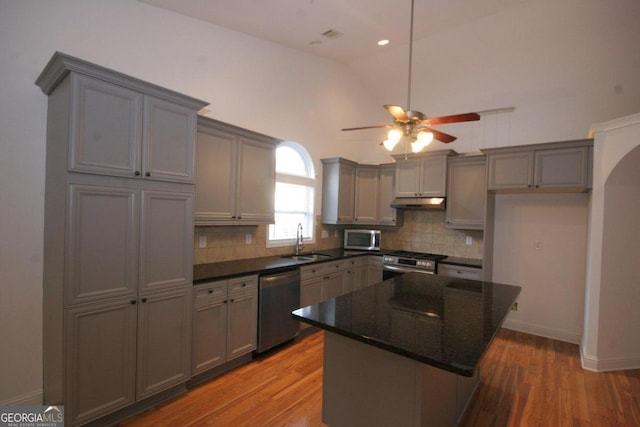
[342,0,480,153]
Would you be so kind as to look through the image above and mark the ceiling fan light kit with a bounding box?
[342,0,480,153]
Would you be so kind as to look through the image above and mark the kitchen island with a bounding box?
[292,273,520,427]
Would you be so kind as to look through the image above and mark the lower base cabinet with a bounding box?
[191,275,258,376]
[65,287,192,426]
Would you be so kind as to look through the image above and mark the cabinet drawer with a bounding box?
[228,275,258,295]
[438,264,483,280]
[194,281,227,302]
[300,263,329,280]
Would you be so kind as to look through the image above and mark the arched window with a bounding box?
[268,142,315,246]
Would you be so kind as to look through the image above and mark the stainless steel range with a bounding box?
[382,250,448,278]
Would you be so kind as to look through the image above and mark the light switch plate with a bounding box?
[198,235,207,248]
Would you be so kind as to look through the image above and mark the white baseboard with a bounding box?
[0,389,43,406]
[580,346,640,372]
[502,318,581,344]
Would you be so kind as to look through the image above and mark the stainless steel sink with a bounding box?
[281,253,333,262]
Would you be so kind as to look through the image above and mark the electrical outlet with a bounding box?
[511,302,518,311]
[198,235,207,249]
[321,230,329,239]
[465,236,472,246]
[245,233,253,245]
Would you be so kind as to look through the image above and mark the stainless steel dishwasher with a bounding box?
[257,268,301,353]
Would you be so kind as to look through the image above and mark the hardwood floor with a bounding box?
[120,329,640,427]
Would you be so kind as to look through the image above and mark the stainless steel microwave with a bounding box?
[344,229,381,251]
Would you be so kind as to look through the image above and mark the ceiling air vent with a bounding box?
[321,29,343,39]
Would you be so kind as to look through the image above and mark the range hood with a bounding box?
[390,197,446,210]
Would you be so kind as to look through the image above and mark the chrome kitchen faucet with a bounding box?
[295,223,304,255]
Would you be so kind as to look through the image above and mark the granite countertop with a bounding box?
[292,273,520,377]
[193,248,377,283]
[193,248,482,283]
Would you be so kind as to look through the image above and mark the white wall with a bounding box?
[350,0,640,163]
[492,193,589,343]
[583,113,640,371]
[0,0,380,404]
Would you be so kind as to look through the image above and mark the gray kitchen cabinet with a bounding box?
[484,140,593,191]
[354,165,379,224]
[67,73,198,183]
[446,156,487,230]
[322,158,398,226]
[226,275,259,359]
[136,287,192,400]
[37,52,207,426]
[300,264,327,330]
[345,257,366,292]
[190,275,258,375]
[438,264,483,280]
[191,281,227,375]
[393,150,455,197]
[323,270,347,300]
[195,117,278,225]
[321,158,357,224]
[378,163,398,226]
[64,298,137,426]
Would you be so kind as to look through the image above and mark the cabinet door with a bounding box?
[136,287,192,400]
[300,277,322,330]
[322,271,346,300]
[236,137,276,223]
[446,157,487,230]
[366,256,383,286]
[194,126,237,222]
[227,292,258,360]
[66,184,139,305]
[378,164,397,225]
[142,96,197,183]
[534,147,589,189]
[139,190,193,293]
[354,166,379,224]
[65,299,137,426]
[69,74,143,178]
[336,162,356,223]
[192,297,227,375]
[419,155,447,197]
[487,151,534,190]
[395,158,421,197]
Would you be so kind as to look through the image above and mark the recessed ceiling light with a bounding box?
[378,39,390,46]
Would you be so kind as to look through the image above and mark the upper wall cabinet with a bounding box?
[393,150,456,198]
[195,117,278,225]
[321,158,357,224]
[446,155,487,230]
[36,54,206,183]
[483,139,593,192]
[321,158,398,226]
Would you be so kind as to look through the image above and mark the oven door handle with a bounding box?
[382,265,435,274]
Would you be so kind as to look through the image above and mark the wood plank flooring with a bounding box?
[120,329,640,427]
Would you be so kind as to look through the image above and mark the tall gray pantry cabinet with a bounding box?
[36,52,209,426]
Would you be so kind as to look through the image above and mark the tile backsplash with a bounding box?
[194,211,483,265]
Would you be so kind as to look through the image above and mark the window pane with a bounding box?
[276,146,307,176]
[274,182,311,211]
[269,213,312,240]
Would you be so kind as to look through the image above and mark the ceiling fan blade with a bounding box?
[384,105,409,122]
[426,127,457,143]
[422,112,480,126]
[341,124,389,131]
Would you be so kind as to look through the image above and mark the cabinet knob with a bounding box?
[232,216,236,219]
[208,289,213,294]
[238,216,242,219]
[141,297,147,303]
[130,299,137,305]
[134,171,140,176]
[528,184,532,188]
[241,283,246,287]
[229,298,234,302]
[145,172,151,177]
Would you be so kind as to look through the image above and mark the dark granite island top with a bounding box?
[292,272,521,377]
